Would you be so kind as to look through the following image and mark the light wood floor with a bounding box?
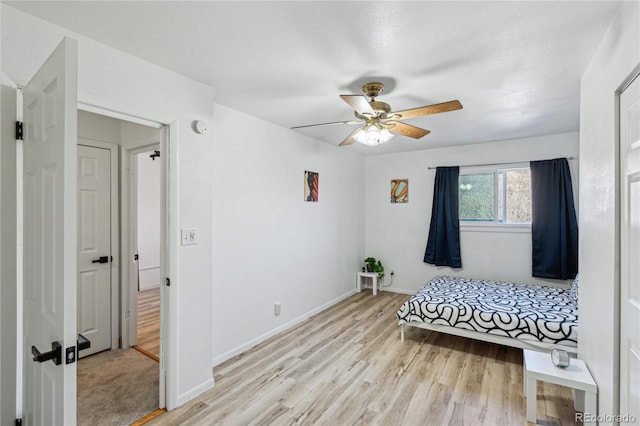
[149,290,577,426]
[135,287,160,361]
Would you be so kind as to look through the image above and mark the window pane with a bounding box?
[505,169,531,223]
[459,174,494,220]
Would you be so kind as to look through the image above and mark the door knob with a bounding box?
[92,256,109,264]
[32,341,62,365]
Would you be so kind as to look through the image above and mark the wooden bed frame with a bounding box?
[400,321,578,355]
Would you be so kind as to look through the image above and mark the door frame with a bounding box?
[121,139,161,349]
[77,138,120,351]
[617,66,640,418]
[78,100,175,410]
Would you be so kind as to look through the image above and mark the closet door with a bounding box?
[620,73,640,420]
[77,144,112,357]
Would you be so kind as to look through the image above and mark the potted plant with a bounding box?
[364,257,385,279]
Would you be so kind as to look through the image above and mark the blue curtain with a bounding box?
[530,158,578,279]
[424,166,461,268]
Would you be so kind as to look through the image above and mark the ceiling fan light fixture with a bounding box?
[365,124,381,145]
[358,123,393,146]
[292,82,461,147]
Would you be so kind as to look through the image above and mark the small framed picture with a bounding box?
[304,171,319,202]
[391,179,408,203]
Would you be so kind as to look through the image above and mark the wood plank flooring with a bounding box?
[135,287,160,361]
[148,290,578,426]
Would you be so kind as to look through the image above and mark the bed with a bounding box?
[396,275,578,353]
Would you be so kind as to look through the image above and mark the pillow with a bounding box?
[569,274,579,304]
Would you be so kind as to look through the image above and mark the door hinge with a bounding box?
[166,277,171,287]
[15,121,23,140]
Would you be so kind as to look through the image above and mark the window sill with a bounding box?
[460,222,531,234]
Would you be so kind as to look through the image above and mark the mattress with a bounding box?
[396,276,577,347]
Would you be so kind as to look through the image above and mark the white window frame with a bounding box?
[459,163,532,232]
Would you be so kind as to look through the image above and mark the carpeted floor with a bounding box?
[78,348,159,426]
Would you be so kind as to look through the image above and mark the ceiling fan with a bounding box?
[291,82,463,147]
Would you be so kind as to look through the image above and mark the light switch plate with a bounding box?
[181,228,197,245]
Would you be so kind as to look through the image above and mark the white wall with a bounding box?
[121,119,162,148]
[137,151,161,290]
[78,109,122,144]
[1,5,215,407]
[210,104,365,365]
[365,132,579,294]
[0,81,18,426]
[579,0,639,418]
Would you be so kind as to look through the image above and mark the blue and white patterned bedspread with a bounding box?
[396,276,577,347]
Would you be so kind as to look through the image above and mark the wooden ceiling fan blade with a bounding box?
[386,121,431,139]
[340,95,375,115]
[291,119,361,129]
[339,128,362,146]
[392,100,463,120]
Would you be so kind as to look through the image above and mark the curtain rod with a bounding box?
[427,157,576,170]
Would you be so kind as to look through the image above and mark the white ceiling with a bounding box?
[5,1,620,155]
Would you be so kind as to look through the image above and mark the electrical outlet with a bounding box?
[274,302,281,316]
[181,228,197,245]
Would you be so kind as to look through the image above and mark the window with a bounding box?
[459,167,532,224]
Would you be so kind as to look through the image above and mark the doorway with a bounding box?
[75,110,165,425]
[132,149,162,361]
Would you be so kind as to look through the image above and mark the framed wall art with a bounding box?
[304,171,319,202]
[391,179,408,203]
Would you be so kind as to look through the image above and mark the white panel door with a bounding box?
[22,38,77,425]
[77,145,111,357]
[620,73,640,419]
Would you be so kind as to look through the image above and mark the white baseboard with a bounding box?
[139,266,160,290]
[176,377,215,407]
[211,289,357,367]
